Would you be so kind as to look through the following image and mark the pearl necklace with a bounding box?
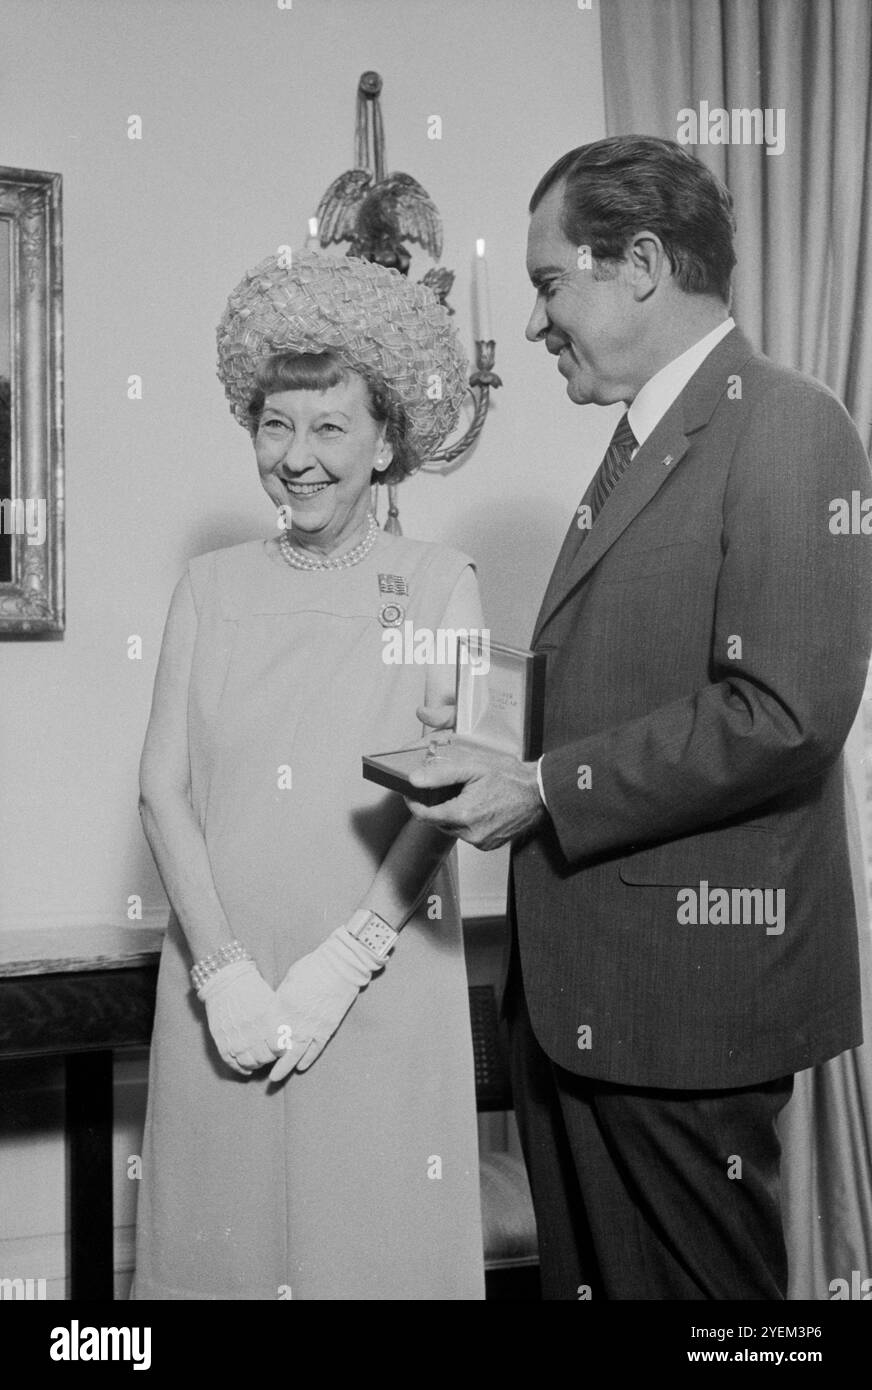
[278,511,380,572]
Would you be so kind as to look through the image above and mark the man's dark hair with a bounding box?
[529,135,737,303]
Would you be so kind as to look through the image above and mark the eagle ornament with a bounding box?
[314,73,455,309]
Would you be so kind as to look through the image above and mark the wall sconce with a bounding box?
[310,71,501,532]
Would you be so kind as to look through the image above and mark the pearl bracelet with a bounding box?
[190,940,252,991]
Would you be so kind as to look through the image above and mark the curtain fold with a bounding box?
[779,722,872,1295]
[601,0,872,1299]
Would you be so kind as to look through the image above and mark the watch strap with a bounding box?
[345,908,398,961]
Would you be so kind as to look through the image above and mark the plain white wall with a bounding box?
[0,0,607,926]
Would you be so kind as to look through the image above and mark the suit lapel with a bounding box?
[532,328,757,646]
[532,472,599,639]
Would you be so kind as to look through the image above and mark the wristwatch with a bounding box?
[345,908,398,961]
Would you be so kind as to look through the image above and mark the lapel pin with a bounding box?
[378,573,409,596]
[662,455,674,467]
[378,601,405,627]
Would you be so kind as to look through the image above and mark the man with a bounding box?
[407,136,872,1300]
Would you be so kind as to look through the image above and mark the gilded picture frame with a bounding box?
[0,165,64,634]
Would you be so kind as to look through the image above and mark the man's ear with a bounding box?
[627,231,667,301]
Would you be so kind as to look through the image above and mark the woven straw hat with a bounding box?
[216,250,468,460]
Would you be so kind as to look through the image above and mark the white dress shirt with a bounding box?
[627,317,735,452]
[535,317,736,805]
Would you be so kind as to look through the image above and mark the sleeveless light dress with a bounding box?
[131,531,485,1300]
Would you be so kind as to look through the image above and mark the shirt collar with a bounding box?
[627,317,736,452]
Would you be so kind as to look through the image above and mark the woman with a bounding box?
[131,250,485,1300]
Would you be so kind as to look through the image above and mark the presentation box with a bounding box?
[362,636,546,806]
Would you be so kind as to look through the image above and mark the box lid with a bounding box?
[454,636,543,758]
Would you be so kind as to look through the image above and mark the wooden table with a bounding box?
[0,925,163,1301]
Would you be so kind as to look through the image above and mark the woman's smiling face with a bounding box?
[254,371,391,554]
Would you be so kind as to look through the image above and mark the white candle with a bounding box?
[306,216,319,249]
[473,238,492,341]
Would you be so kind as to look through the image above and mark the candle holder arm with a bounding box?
[423,341,502,467]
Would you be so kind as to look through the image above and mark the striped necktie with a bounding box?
[588,411,637,523]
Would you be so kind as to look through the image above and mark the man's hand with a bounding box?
[405,740,546,850]
[416,698,456,733]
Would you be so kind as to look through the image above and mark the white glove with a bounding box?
[199,959,288,1075]
[269,927,387,1081]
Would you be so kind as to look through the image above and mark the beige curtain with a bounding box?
[601,0,872,1299]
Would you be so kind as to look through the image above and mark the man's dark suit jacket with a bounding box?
[510,327,872,1090]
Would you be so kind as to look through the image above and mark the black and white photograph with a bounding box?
[1,0,871,1357]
